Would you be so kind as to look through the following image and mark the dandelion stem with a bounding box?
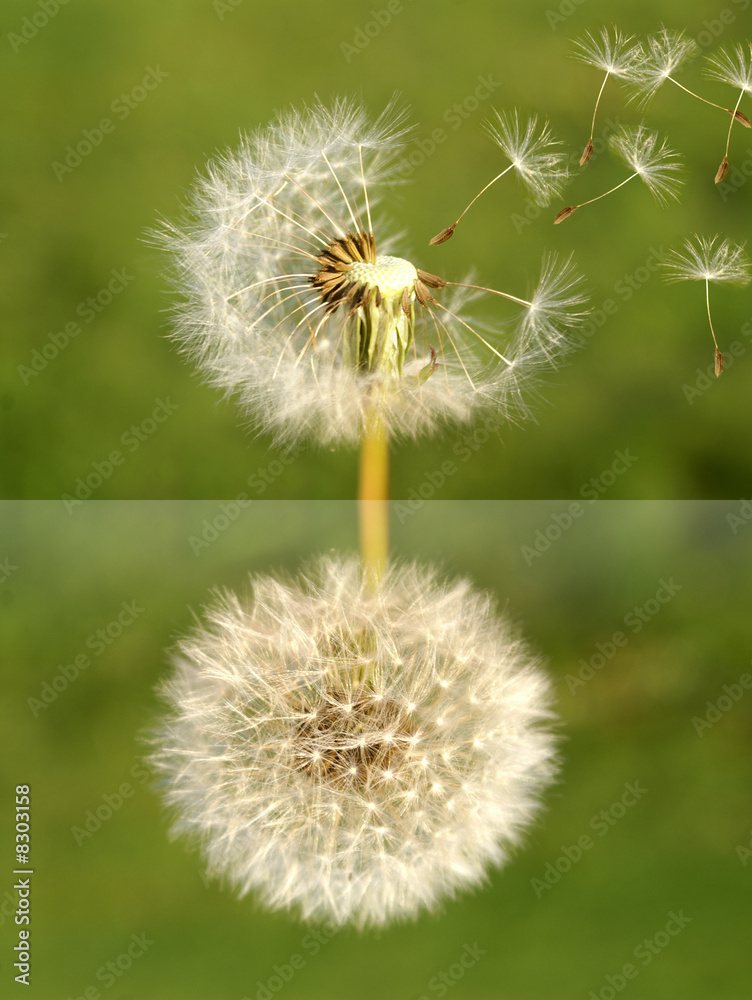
[456,164,515,227]
[430,165,514,243]
[705,279,724,376]
[725,90,745,158]
[589,72,610,141]
[705,280,720,351]
[667,76,739,118]
[445,281,532,308]
[359,409,389,590]
[574,171,638,209]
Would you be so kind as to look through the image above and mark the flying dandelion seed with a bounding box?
[554,124,683,223]
[158,98,588,446]
[703,43,752,182]
[148,557,557,928]
[430,110,569,244]
[662,234,751,376]
[629,27,750,131]
[570,26,643,165]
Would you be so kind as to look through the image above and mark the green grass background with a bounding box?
[1,500,750,998]
[2,0,752,499]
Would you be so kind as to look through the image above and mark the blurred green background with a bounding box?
[1,500,750,998]
[2,0,752,499]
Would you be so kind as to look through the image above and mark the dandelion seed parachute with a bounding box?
[149,557,557,928]
[608,125,684,205]
[703,42,752,95]
[158,98,587,446]
[661,234,751,285]
[628,27,700,105]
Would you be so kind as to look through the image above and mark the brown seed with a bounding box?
[401,287,411,316]
[416,268,447,289]
[734,109,751,128]
[429,224,456,246]
[715,348,724,377]
[579,139,594,166]
[413,279,433,307]
[554,205,578,224]
[343,235,362,262]
[715,157,729,184]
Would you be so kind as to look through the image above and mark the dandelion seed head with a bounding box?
[159,100,588,445]
[484,109,569,207]
[661,234,752,285]
[158,98,588,444]
[703,43,752,95]
[571,25,642,78]
[608,125,684,204]
[148,557,557,928]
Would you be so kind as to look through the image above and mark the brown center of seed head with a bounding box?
[293,628,416,789]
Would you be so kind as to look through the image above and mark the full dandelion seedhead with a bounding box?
[149,557,557,928]
[158,98,588,446]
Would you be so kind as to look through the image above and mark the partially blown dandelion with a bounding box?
[430,110,569,244]
[149,557,557,928]
[555,125,682,223]
[630,27,750,130]
[662,234,751,376]
[571,26,642,165]
[159,99,587,447]
[703,43,752,182]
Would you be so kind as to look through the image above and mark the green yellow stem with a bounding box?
[358,408,389,591]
